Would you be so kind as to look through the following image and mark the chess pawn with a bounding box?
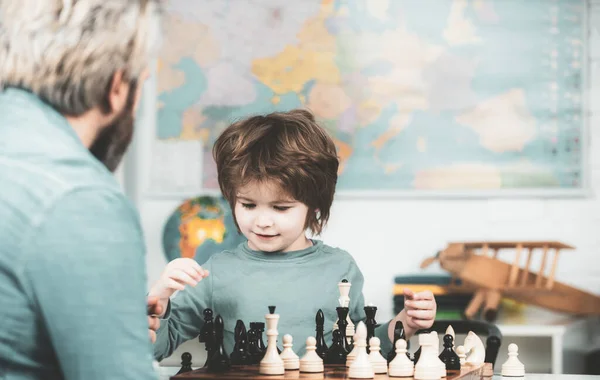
[445,325,455,348]
[501,343,525,377]
[367,337,387,374]
[280,334,300,370]
[389,339,414,377]
[259,306,285,375]
[387,320,406,363]
[348,321,374,379]
[300,337,324,373]
[439,334,460,371]
[176,352,193,375]
[456,345,466,366]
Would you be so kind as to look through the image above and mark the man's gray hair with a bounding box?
[0,0,162,115]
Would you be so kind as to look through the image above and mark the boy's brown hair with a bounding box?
[213,109,339,235]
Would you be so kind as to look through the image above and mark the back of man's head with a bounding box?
[0,0,162,116]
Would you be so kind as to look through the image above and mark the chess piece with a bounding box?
[414,332,441,380]
[348,321,374,378]
[346,328,358,367]
[364,304,377,352]
[207,315,231,372]
[230,319,250,365]
[456,345,466,366]
[280,334,300,370]
[445,325,455,348]
[199,308,215,367]
[324,329,347,365]
[315,309,328,359]
[463,331,485,366]
[501,343,525,377]
[439,334,460,371]
[259,306,285,375]
[253,322,267,353]
[334,279,355,342]
[176,352,193,375]
[336,306,352,354]
[387,320,407,363]
[300,336,324,373]
[367,337,387,374]
[431,332,447,378]
[247,328,261,364]
[389,339,414,377]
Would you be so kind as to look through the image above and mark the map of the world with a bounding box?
[156,0,585,194]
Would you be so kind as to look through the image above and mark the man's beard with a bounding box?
[89,81,138,172]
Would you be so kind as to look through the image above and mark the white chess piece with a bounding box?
[259,311,285,375]
[367,337,387,374]
[333,280,355,340]
[388,339,414,377]
[456,345,466,366]
[414,332,441,380]
[348,321,374,378]
[431,332,447,378]
[346,328,359,367]
[445,325,455,348]
[280,334,300,370]
[501,343,525,377]
[463,331,485,366]
[299,337,324,373]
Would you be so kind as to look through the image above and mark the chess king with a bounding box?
[148,109,437,362]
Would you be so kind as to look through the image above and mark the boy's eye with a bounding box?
[241,203,256,209]
[274,206,291,211]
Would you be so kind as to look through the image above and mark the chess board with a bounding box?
[170,363,487,379]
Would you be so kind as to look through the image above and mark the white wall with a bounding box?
[127,3,600,324]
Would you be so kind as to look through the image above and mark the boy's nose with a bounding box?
[256,213,273,228]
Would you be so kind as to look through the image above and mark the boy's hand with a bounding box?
[388,288,437,341]
[148,258,209,317]
[403,288,436,330]
[146,296,162,343]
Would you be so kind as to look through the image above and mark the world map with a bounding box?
[156,0,585,194]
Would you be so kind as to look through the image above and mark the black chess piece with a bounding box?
[230,319,251,365]
[439,334,460,370]
[386,320,406,363]
[324,329,347,364]
[364,305,377,353]
[207,315,231,372]
[176,352,193,375]
[247,323,263,364]
[255,322,266,353]
[199,308,215,367]
[315,309,328,359]
[335,306,351,354]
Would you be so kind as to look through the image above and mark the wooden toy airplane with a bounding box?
[420,241,600,321]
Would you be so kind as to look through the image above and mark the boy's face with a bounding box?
[235,180,311,253]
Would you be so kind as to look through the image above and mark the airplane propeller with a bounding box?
[420,251,440,269]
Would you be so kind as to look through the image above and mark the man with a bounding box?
[0,1,163,379]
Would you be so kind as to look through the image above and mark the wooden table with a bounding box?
[168,363,486,379]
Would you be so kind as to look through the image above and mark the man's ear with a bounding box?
[107,70,129,115]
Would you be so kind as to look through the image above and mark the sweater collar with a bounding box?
[241,239,322,261]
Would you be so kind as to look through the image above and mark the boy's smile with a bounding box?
[235,180,312,253]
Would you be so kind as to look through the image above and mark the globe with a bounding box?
[162,195,246,265]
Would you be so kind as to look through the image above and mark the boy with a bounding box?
[149,109,436,360]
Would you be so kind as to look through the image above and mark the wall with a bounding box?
[128,1,600,330]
